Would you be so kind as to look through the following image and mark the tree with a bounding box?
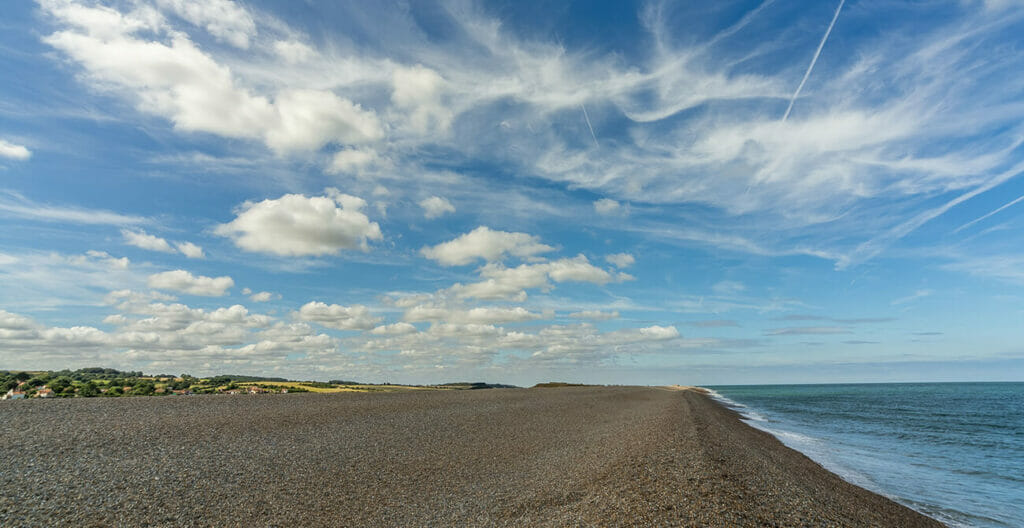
[78,382,99,397]
[49,376,73,393]
[131,381,155,396]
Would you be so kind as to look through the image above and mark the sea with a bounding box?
[705,383,1023,528]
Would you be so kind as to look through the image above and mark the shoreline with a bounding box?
[1,386,943,526]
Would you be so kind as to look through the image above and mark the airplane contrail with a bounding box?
[782,0,845,122]
[954,192,1024,233]
[581,103,599,148]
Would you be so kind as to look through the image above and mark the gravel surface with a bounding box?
[0,386,943,527]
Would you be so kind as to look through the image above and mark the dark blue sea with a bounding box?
[706,383,1023,528]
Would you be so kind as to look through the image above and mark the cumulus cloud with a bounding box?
[450,255,624,300]
[248,291,277,303]
[369,322,418,335]
[175,241,205,259]
[403,305,544,325]
[147,269,233,296]
[122,229,175,253]
[122,229,204,258]
[421,226,553,266]
[215,190,382,256]
[0,139,31,160]
[264,89,383,155]
[605,253,635,268]
[297,301,381,330]
[419,196,456,219]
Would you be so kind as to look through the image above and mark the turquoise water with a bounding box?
[706,383,1024,527]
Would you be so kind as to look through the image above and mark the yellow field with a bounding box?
[235,381,443,393]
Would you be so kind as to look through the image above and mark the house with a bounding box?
[247,386,266,394]
[3,389,26,400]
[36,388,55,398]
[280,388,289,394]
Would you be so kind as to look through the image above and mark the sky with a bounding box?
[1,0,1023,386]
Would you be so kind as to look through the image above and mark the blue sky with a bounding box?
[1,0,1023,385]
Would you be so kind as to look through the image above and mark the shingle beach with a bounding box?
[0,386,943,527]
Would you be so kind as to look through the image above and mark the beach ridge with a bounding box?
[1,386,943,526]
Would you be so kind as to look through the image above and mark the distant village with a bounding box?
[3,382,293,400]
[1,367,516,400]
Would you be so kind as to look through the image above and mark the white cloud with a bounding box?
[40,2,382,159]
[391,65,452,134]
[328,148,379,175]
[265,89,383,154]
[155,0,256,49]
[605,253,635,268]
[0,251,148,310]
[215,190,382,256]
[0,191,145,225]
[450,255,623,300]
[248,291,277,303]
[419,196,456,219]
[568,310,619,320]
[369,322,418,335]
[147,269,233,296]
[297,301,380,330]
[175,241,205,259]
[403,305,544,325]
[593,198,621,215]
[122,229,204,258]
[273,40,315,64]
[421,226,553,266]
[122,229,175,253]
[0,139,31,160]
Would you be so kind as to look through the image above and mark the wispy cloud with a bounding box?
[765,326,852,336]
[0,191,146,226]
[891,289,933,306]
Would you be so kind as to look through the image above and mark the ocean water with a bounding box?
[705,383,1024,528]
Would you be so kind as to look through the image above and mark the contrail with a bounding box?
[782,0,845,122]
[581,103,599,148]
[954,192,1024,233]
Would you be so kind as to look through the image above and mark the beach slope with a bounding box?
[0,386,942,526]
